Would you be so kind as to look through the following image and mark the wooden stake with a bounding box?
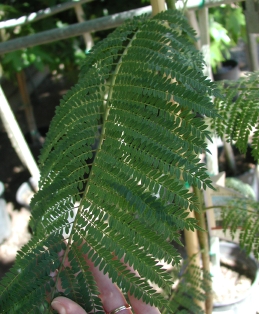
[0,86,40,182]
[186,10,201,50]
[16,70,43,144]
[150,0,166,15]
[194,186,213,314]
[184,209,205,312]
[74,4,94,52]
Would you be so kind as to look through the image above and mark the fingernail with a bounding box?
[51,300,67,314]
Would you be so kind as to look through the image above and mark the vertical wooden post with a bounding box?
[248,34,259,71]
[16,70,43,144]
[194,187,213,314]
[184,209,205,312]
[186,10,201,50]
[185,7,212,313]
[197,12,217,313]
[74,3,94,51]
[0,86,40,182]
[198,8,212,79]
[244,0,259,71]
[197,7,219,179]
[150,0,166,16]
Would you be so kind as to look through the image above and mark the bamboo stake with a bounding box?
[197,8,219,177]
[194,186,213,314]
[16,70,44,144]
[248,33,259,71]
[184,212,200,264]
[74,3,94,52]
[150,0,166,15]
[184,210,205,312]
[198,8,212,80]
[0,86,40,182]
[244,0,259,71]
[186,10,201,50]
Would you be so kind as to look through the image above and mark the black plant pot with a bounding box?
[212,242,259,313]
[213,60,240,81]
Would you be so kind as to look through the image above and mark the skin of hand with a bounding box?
[51,253,161,314]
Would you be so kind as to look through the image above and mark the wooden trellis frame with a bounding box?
[0,0,93,29]
[0,0,244,55]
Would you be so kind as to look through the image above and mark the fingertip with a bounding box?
[51,300,67,314]
[51,296,87,314]
[128,294,161,314]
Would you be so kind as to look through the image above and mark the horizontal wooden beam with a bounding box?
[0,6,152,55]
[0,0,93,29]
[177,0,244,9]
[0,0,244,55]
[0,0,243,31]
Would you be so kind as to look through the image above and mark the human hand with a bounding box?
[51,250,161,314]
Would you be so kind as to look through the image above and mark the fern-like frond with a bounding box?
[221,198,259,259]
[211,71,259,159]
[0,9,219,313]
[165,263,211,314]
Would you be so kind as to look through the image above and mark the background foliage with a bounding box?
[209,4,246,71]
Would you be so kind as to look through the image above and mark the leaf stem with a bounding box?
[204,205,257,214]
[166,0,176,9]
[51,29,139,302]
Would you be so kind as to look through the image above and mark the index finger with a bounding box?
[84,253,161,314]
[85,257,132,314]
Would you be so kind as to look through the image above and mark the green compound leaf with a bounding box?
[0,9,219,313]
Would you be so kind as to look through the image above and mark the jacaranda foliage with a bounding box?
[0,9,221,313]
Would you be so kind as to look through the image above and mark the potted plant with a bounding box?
[0,1,258,313]
[207,71,259,313]
[209,4,246,80]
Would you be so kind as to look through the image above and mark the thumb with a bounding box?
[51,296,87,314]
